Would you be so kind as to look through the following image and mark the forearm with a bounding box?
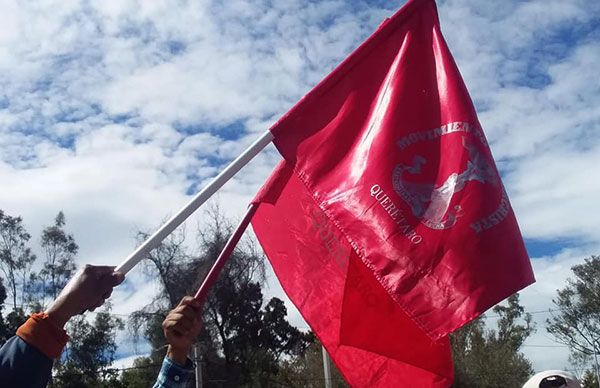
[45,298,75,328]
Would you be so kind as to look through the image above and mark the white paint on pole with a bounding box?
[594,346,600,388]
[322,345,333,388]
[194,343,203,388]
[115,130,274,274]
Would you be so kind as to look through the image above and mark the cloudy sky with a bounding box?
[1,0,599,376]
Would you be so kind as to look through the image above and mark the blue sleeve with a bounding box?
[152,356,196,388]
[0,335,53,388]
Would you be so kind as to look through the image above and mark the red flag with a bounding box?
[252,0,534,385]
[253,161,454,386]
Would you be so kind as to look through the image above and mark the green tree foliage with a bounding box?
[0,210,36,309]
[277,340,348,387]
[0,277,25,345]
[128,228,193,367]
[582,369,599,388]
[0,209,125,387]
[205,280,312,386]
[120,357,162,388]
[39,212,78,302]
[451,293,535,387]
[129,206,312,386]
[0,277,10,342]
[547,256,600,366]
[53,306,124,387]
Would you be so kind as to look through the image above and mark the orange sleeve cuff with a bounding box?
[16,313,69,359]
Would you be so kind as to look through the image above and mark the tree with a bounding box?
[0,276,26,346]
[120,357,162,388]
[0,277,10,343]
[0,210,36,309]
[129,206,312,385]
[582,369,599,388]
[0,210,127,387]
[547,256,600,381]
[205,280,312,386]
[53,305,124,387]
[37,212,78,306]
[128,226,194,369]
[277,340,348,387]
[451,293,535,387]
[138,225,190,309]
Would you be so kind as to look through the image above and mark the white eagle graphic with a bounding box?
[392,137,498,230]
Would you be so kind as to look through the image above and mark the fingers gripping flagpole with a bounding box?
[194,203,258,302]
[115,131,273,275]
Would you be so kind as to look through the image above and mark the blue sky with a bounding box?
[0,0,599,376]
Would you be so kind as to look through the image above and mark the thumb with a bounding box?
[111,272,125,286]
[98,272,124,292]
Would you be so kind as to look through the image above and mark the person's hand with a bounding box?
[45,265,124,328]
[163,296,203,365]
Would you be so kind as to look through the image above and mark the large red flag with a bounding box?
[252,0,534,385]
[253,161,454,386]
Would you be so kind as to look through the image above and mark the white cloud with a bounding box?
[97,1,377,126]
[508,144,600,243]
[111,354,140,371]
[0,124,193,265]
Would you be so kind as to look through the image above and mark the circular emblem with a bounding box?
[392,122,499,230]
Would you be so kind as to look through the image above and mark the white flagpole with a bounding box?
[193,343,203,388]
[322,345,333,388]
[115,130,274,275]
